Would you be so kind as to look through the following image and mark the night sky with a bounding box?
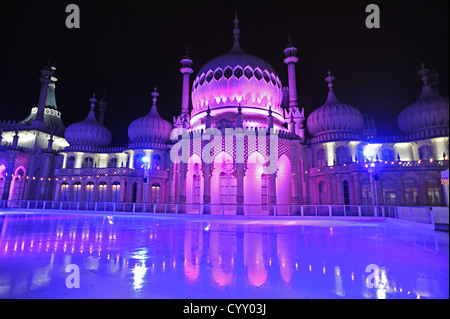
[0,0,448,146]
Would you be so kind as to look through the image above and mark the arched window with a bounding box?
[72,182,82,201]
[219,172,237,205]
[85,182,95,202]
[343,180,350,205]
[151,183,161,203]
[82,157,94,168]
[335,146,350,165]
[108,157,118,168]
[382,179,397,205]
[403,178,418,206]
[360,178,372,205]
[419,145,433,161]
[316,148,326,167]
[152,154,161,170]
[98,182,107,202]
[11,168,25,201]
[381,148,395,162]
[426,178,442,206]
[67,156,75,169]
[61,182,70,201]
[112,182,121,202]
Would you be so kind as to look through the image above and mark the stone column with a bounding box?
[202,162,211,214]
[269,172,277,215]
[236,162,244,215]
[178,162,187,213]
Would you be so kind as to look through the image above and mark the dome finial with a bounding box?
[325,70,335,91]
[151,86,159,106]
[90,93,97,110]
[418,62,430,86]
[231,12,242,53]
[286,34,295,48]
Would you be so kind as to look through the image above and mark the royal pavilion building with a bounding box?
[1,16,448,215]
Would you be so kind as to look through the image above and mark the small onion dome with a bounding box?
[65,94,112,149]
[307,72,364,140]
[397,64,449,138]
[128,87,172,148]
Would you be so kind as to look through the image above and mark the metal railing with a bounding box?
[0,200,447,227]
[0,199,385,218]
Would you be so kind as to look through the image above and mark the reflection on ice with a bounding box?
[0,213,448,299]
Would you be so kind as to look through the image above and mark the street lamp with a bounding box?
[365,162,379,213]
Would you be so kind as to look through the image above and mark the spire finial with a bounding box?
[151,86,159,106]
[325,70,335,91]
[89,93,97,110]
[286,34,294,47]
[231,12,242,52]
[418,62,430,86]
[233,12,240,40]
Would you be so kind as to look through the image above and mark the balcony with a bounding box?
[54,167,169,179]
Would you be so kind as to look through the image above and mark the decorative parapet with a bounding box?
[309,159,449,176]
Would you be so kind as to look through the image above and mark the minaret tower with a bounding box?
[284,35,298,108]
[283,35,305,140]
[180,47,193,120]
[35,60,56,124]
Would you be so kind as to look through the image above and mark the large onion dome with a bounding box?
[190,14,284,129]
[128,88,172,148]
[397,64,449,138]
[307,72,364,141]
[65,94,112,150]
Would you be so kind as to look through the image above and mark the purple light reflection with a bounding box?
[0,213,448,299]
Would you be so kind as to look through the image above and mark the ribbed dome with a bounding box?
[128,89,172,148]
[307,73,363,138]
[190,15,283,123]
[398,66,449,135]
[65,96,112,148]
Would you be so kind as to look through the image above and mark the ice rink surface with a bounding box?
[0,211,448,299]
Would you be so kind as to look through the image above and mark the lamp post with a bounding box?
[141,157,150,203]
[366,162,379,215]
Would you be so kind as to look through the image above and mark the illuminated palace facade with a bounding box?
[1,16,449,212]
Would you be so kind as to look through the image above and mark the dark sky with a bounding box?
[0,0,448,146]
